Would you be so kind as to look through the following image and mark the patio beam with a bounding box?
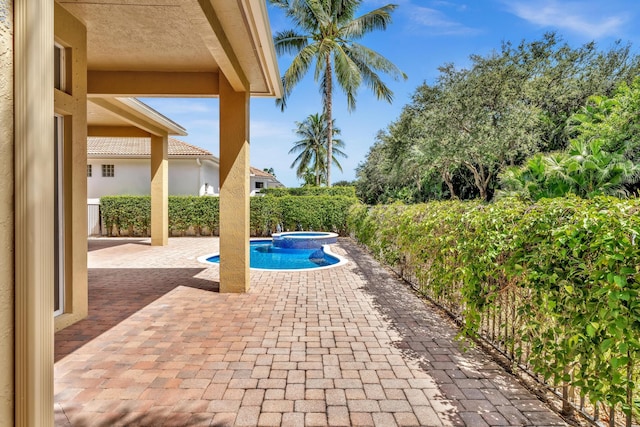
[89,98,168,137]
[88,126,150,138]
[87,71,219,97]
[196,0,249,93]
[219,73,250,292]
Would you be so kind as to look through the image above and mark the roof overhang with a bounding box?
[59,0,282,98]
[88,98,187,137]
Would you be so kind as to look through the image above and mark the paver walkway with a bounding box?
[54,238,568,426]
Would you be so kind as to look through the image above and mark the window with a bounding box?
[255,181,264,189]
[54,43,65,91]
[87,164,92,177]
[54,115,65,316]
[102,164,114,177]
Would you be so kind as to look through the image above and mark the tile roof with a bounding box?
[250,167,275,178]
[88,137,213,158]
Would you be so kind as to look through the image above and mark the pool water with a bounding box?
[204,240,342,270]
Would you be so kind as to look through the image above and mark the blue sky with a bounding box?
[141,0,640,187]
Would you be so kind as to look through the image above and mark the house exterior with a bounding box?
[87,137,283,198]
[88,137,221,197]
[1,0,282,424]
[250,166,285,194]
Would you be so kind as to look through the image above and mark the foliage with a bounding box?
[332,180,355,187]
[101,196,152,234]
[289,113,347,186]
[260,186,356,197]
[101,196,219,236]
[348,197,640,418]
[498,77,640,201]
[356,33,640,203]
[271,0,406,185]
[101,194,357,237]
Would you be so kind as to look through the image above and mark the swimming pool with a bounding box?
[198,239,347,271]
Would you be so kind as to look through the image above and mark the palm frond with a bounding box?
[273,30,309,56]
[347,42,407,80]
[347,51,394,103]
[340,5,397,40]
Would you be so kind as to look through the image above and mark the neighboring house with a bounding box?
[250,166,285,195]
[88,137,220,197]
[87,137,283,198]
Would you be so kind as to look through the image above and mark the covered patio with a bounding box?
[54,238,568,426]
[5,1,281,423]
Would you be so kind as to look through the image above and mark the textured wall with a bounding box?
[0,0,14,422]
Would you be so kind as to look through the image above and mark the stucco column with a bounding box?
[219,74,250,293]
[14,0,54,425]
[150,134,169,246]
[0,0,13,424]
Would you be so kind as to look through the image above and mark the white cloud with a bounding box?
[503,0,627,38]
[404,5,480,36]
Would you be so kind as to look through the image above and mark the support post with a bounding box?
[151,134,169,246]
[219,74,250,293]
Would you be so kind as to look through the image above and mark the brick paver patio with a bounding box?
[54,237,569,426]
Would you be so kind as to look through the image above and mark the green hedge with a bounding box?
[260,186,356,197]
[348,196,640,417]
[100,194,356,237]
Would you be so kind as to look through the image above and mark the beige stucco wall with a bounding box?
[0,0,13,422]
[54,2,88,331]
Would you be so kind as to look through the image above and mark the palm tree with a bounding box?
[289,113,347,186]
[271,0,406,186]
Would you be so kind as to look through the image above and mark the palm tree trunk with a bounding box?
[325,53,333,187]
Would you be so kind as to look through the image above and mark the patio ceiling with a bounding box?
[59,0,282,97]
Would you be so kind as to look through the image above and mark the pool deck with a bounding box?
[54,237,569,426]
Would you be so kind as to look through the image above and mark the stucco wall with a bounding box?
[0,0,13,421]
[87,158,219,197]
[88,159,151,197]
[201,160,219,195]
[169,158,201,195]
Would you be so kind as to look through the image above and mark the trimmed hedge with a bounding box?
[100,194,356,237]
[260,186,356,197]
[348,196,640,417]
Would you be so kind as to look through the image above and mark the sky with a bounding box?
[141,0,640,188]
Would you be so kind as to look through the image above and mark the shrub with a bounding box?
[100,194,357,237]
[260,186,356,198]
[349,196,640,417]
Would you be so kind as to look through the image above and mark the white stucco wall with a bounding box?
[87,157,220,198]
[168,159,200,196]
[88,159,150,197]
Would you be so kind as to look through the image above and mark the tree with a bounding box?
[497,78,640,200]
[355,33,640,203]
[271,0,406,186]
[289,113,346,186]
[263,167,276,177]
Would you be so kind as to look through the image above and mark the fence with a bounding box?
[349,198,639,427]
[87,198,101,236]
[392,262,638,427]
